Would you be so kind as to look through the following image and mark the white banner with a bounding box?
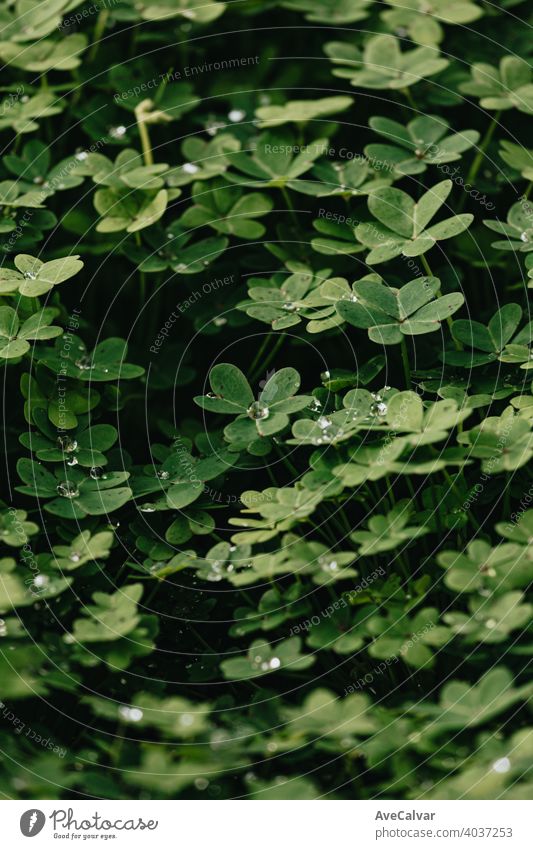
[1,800,531,848]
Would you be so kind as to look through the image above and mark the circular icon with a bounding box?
[20,810,46,837]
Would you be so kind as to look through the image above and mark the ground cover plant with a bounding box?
[1,0,533,802]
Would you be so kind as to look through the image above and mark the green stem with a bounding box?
[281,186,298,228]
[88,9,110,63]
[137,117,154,167]
[400,337,411,389]
[463,111,501,193]
[135,232,146,307]
[421,254,461,349]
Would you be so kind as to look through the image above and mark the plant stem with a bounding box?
[400,337,411,388]
[137,117,154,167]
[135,232,146,307]
[463,110,501,194]
[88,9,110,62]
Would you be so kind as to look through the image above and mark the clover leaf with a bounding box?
[178,178,273,239]
[220,637,314,680]
[16,460,132,519]
[355,180,473,263]
[368,607,449,668]
[460,56,533,114]
[381,0,483,46]
[0,306,62,359]
[195,364,311,450]
[448,303,533,367]
[337,275,464,343]
[351,502,429,554]
[255,96,353,128]
[0,90,62,134]
[330,34,449,90]
[458,411,533,472]
[365,114,479,177]
[281,0,372,23]
[52,530,114,571]
[0,252,83,297]
[499,141,533,181]
[67,583,143,643]
[38,334,144,382]
[227,131,326,188]
[444,592,531,644]
[484,201,533,252]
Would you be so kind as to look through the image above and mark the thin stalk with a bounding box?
[137,117,154,167]
[88,9,110,63]
[400,337,411,388]
[135,232,146,307]
[464,110,501,190]
[421,254,461,349]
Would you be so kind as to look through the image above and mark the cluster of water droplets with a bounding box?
[118,705,143,722]
[56,481,79,499]
[318,554,339,575]
[312,415,344,445]
[251,652,281,672]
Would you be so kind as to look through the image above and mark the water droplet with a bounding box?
[109,125,127,139]
[57,436,78,453]
[175,263,187,273]
[309,398,322,411]
[138,503,156,513]
[282,301,299,312]
[228,109,246,122]
[205,121,224,137]
[520,231,530,242]
[75,150,88,161]
[90,466,104,480]
[118,705,143,722]
[247,401,270,421]
[320,370,330,382]
[33,574,49,588]
[370,401,388,417]
[156,470,170,480]
[182,162,199,174]
[180,713,194,727]
[0,619,7,637]
[342,293,358,302]
[75,354,93,371]
[56,481,79,499]
[67,456,78,467]
[492,757,511,773]
[213,317,227,327]
[69,552,81,563]
[318,555,339,574]
[269,657,281,669]
[195,777,209,790]
[485,618,498,628]
[23,270,36,280]
[317,416,332,430]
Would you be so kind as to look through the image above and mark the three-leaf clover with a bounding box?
[365,114,479,176]
[0,252,83,296]
[484,201,533,252]
[178,178,273,239]
[0,306,62,358]
[448,303,533,367]
[195,364,312,449]
[16,460,132,519]
[460,56,533,114]
[337,275,464,343]
[220,637,314,680]
[330,34,449,89]
[355,180,473,263]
